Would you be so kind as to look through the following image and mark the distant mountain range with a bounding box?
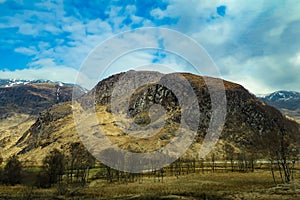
[259,91,300,122]
[0,79,54,88]
[0,79,87,119]
[0,79,88,90]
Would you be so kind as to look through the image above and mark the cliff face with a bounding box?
[86,71,299,147]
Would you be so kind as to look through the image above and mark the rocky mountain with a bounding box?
[0,81,87,160]
[0,79,89,90]
[85,71,299,148]
[0,80,87,119]
[259,91,300,122]
[1,71,299,163]
[1,79,59,88]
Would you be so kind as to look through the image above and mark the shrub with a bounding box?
[3,155,22,185]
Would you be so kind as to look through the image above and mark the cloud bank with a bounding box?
[0,0,299,94]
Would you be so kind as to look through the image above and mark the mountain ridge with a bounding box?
[0,80,88,161]
[259,90,300,122]
[0,79,88,90]
[0,81,86,119]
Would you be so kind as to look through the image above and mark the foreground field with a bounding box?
[0,170,299,200]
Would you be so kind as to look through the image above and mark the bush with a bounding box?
[35,172,51,188]
[0,168,4,184]
[3,155,22,185]
[55,182,69,196]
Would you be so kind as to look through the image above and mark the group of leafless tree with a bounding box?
[36,142,96,188]
[0,155,22,185]
[0,142,95,188]
[0,126,298,188]
[254,128,299,184]
[250,111,300,185]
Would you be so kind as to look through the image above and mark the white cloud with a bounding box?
[289,53,300,67]
[1,0,300,94]
[217,53,300,94]
[18,23,38,35]
[1,9,63,36]
[151,8,168,20]
[0,58,93,88]
[156,0,300,94]
[14,46,37,56]
[0,66,77,84]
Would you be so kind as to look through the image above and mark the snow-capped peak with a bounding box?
[255,93,269,98]
[259,90,300,103]
[0,79,59,88]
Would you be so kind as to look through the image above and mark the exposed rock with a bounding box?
[86,71,299,149]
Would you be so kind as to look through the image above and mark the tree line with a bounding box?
[0,142,95,188]
[0,130,298,188]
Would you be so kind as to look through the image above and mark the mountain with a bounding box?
[0,79,89,90]
[0,80,87,119]
[259,91,300,122]
[260,91,300,110]
[1,71,299,163]
[0,79,56,88]
[0,80,87,160]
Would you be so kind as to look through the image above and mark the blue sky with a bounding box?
[0,0,299,94]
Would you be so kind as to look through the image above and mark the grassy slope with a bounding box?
[0,114,36,160]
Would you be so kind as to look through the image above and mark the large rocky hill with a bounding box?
[0,71,299,163]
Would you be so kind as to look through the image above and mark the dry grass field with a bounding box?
[0,169,299,199]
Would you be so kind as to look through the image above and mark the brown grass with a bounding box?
[0,170,299,199]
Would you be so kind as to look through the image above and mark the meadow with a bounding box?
[0,164,299,200]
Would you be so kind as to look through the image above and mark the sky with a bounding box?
[0,0,299,94]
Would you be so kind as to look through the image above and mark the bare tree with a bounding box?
[211,153,215,172]
[199,158,205,174]
[289,146,298,180]
[254,112,298,184]
[68,142,95,186]
[4,155,22,185]
[224,144,235,172]
[43,149,65,186]
[174,158,182,178]
[237,151,246,172]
